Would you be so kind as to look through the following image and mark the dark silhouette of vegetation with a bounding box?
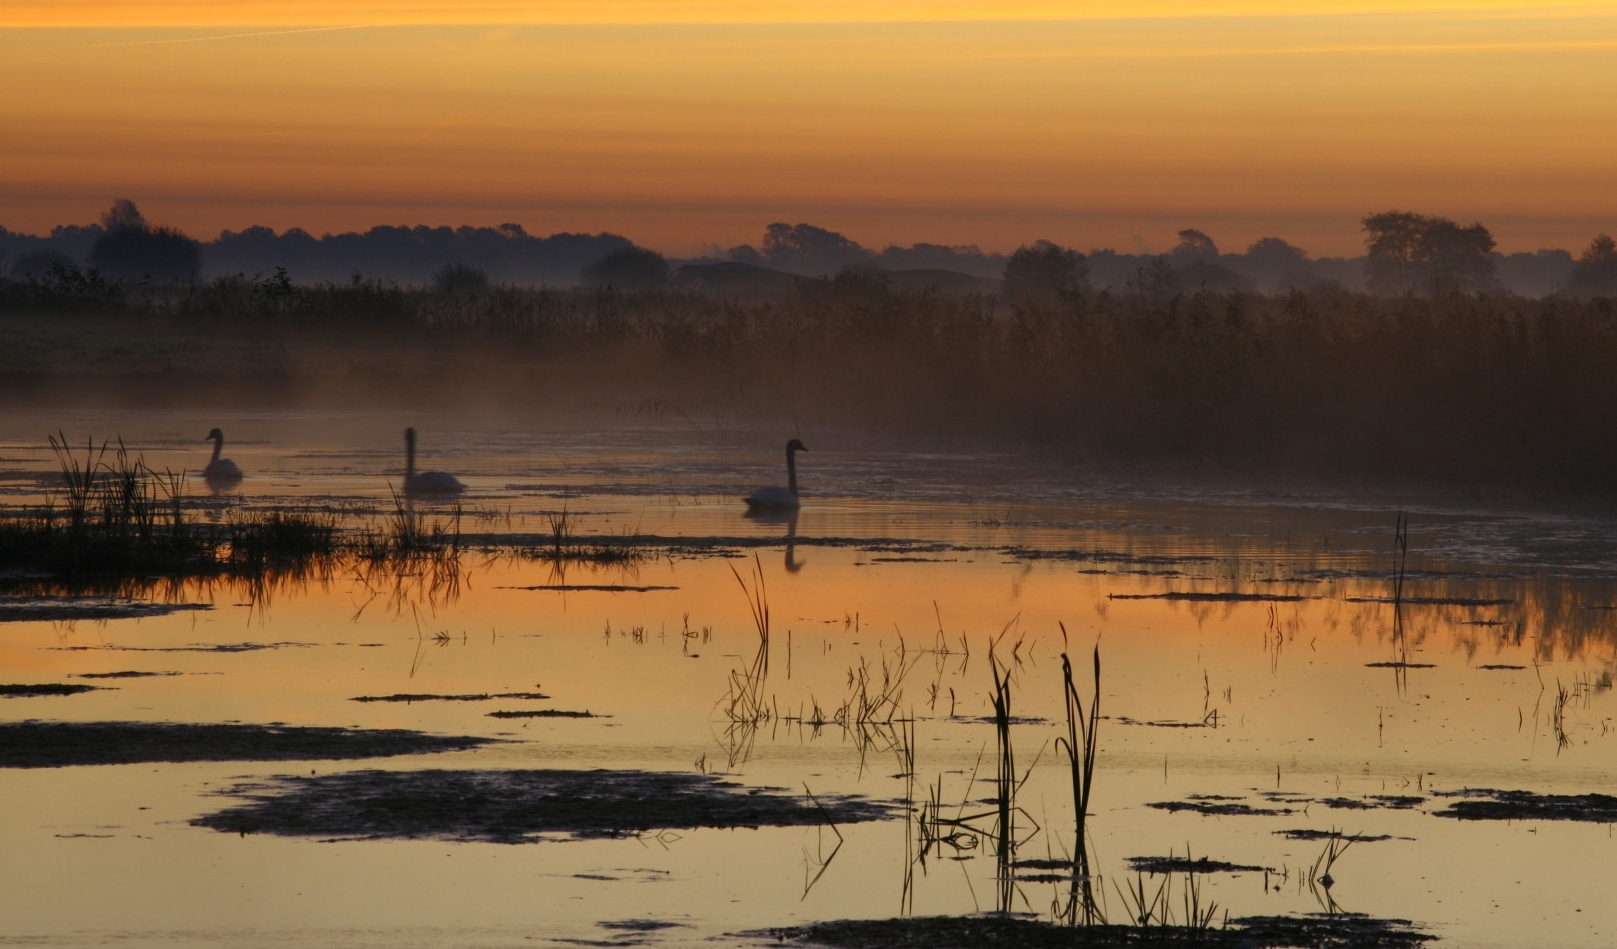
[432,262,491,296]
[1570,233,1617,297]
[582,246,669,289]
[6,274,1617,495]
[731,222,873,276]
[88,199,202,284]
[1363,211,1496,295]
[1001,241,1087,307]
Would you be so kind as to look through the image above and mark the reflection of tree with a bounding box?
[1363,210,1495,295]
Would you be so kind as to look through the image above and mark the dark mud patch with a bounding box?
[1148,797,1297,817]
[868,557,959,563]
[0,683,100,697]
[1126,855,1270,874]
[1433,788,1617,823]
[1114,715,1217,728]
[52,641,314,653]
[487,709,600,719]
[1277,830,1397,842]
[1108,591,1313,602]
[1319,795,1425,811]
[507,585,679,593]
[1365,662,1437,669]
[0,721,491,768]
[75,670,185,679]
[758,913,1432,948]
[351,691,550,703]
[194,768,891,843]
[1344,596,1515,606]
[0,596,212,623]
[599,919,686,932]
[1003,547,1217,567]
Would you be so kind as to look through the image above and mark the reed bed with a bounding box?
[9,280,1617,493]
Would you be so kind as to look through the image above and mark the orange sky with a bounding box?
[3,4,1615,256]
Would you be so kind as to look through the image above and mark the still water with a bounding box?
[2,410,1615,948]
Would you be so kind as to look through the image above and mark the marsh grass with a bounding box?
[14,281,1617,493]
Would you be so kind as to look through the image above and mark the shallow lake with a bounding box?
[2,409,1615,949]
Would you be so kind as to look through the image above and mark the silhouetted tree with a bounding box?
[1170,228,1220,261]
[1001,240,1087,306]
[1570,234,1617,297]
[88,199,201,283]
[1239,237,1312,292]
[1363,210,1495,295]
[433,262,490,295]
[581,246,668,289]
[731,223,872,277]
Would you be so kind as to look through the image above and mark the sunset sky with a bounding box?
[3,2,1613,256]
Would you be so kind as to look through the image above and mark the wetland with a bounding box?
[2,412,1615,949]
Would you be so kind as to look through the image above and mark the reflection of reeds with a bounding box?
[717,556,773,768]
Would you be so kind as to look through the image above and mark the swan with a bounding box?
[202,428,243,481]
[403,427,465,495]
[744,438,807,511]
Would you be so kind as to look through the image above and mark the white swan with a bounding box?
[745,439,807,511]
[404,427,465,495]
[202,428,243,481]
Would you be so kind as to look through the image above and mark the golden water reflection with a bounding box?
[2,432,1616,947]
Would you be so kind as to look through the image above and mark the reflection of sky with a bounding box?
[3,9,1615,255]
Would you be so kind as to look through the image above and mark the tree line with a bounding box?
[2,201,1614,299]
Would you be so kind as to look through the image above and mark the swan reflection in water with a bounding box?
[745,507,803,573]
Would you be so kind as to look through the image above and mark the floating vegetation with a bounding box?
[1364,662,1437,669]
[486,709,599,719]
[1345,596,1516,606]
[350,691,550,703]
[0,597,212,623]
[0,721,492,768]
[1108,592,1313,602]
[74,670,185,679]
[763,912,1434,949]
[193,769,891,843]
[1433,788,1617,823]
[51,641,315,653]
[1275,830,1396,843]
[511,584,678,593]
[1126,855,1269,875]
[1318,796,1425,811]
[1148,799,1297,817]
[0,683,99,697]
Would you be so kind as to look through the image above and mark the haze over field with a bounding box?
[3,3,1615,256]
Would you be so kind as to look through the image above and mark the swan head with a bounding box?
[205,428,224,442]
[786,438,808,453]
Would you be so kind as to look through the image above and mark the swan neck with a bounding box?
[786,445,798,495]
[210,437,222,463]
[406,436,416,481]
